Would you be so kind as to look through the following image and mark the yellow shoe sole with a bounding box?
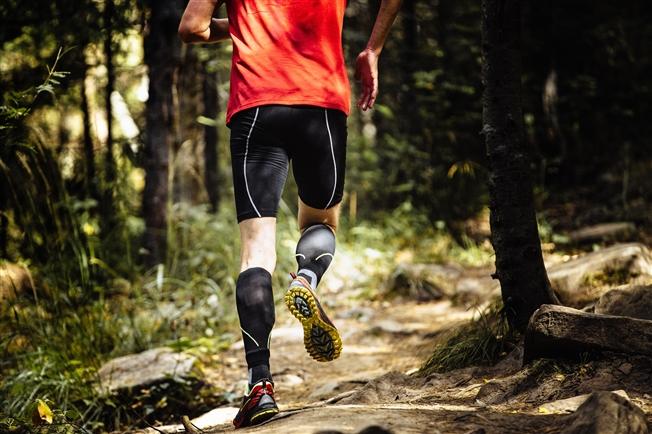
[248,407,279,426]
[285,284,342,362]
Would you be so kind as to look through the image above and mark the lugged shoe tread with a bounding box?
[285,278,342,362]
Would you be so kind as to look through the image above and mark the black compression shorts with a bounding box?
[229,105,347,222]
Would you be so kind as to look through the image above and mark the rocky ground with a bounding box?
[108,225,652,434]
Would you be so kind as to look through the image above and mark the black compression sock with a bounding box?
[295,224,336,288]
[249,364,272,387]
[236,267,275,385]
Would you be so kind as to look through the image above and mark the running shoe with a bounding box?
[232,379,279,428]
[285,273,342,362]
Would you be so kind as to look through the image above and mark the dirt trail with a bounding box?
[182,244,488,433]
[203,290,487,433]
[147,246,652,433]
[190,249,545,434]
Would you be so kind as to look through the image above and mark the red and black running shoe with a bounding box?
[232,379,279,429]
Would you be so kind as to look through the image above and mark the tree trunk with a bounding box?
[81,56,98,201]
[142,0,182,266]
[104,0,116,185]
[481,0,558,332]
[402,0,421,139]
[0,183,7,259]
[102,0,117,233]
[173,45,201,205]
[202,63,220,213]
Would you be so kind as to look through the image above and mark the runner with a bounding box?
[179,0,401,427]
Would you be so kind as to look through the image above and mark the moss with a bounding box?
[581,265,636,288]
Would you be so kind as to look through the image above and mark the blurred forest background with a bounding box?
[1,0,652,432]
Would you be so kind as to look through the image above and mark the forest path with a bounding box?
[145,242,652,433]
[204,295,478,433]
[185,247,521,434]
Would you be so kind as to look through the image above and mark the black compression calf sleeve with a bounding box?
[236,267,275,383]
[295,224,336,288]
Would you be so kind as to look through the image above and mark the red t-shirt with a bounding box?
[225,0,350,124]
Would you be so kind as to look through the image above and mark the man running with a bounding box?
[179,0,400,427]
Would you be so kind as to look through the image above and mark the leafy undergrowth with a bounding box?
[420,298,516,375]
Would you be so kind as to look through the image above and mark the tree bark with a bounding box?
[104,0,116,185]
[81,56,97,201]
[524,305,652,362]
[481,0,558,332]
[402,0,421,139]
[101,0,117,233]
[0,183,7,259]
[202,62,220,213]
[142,0,182,266]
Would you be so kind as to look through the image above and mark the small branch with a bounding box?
[181,415,203,433]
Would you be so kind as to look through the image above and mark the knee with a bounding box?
[299,213,339,234]
[298,199,340,233]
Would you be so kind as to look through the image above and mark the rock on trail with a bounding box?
[560,391,648,434]
[546,243,652,307]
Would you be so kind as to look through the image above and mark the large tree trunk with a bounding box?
[402,0,421,140]
[481,0,558,332]
[173,45,202,205]
[81,55,97,201]
[101,0,117,234]
[104,0,116,186]
[142,0,182,266]
[202,62,220,213]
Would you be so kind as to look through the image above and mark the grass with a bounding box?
[420,298,515,375]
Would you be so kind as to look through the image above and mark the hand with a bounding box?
[354,48,379,111]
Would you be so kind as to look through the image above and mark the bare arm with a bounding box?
[355,0,402,110]
[178,0,229,44]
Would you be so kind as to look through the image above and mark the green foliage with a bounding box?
[341,201,493,269]
[1,48,94,288]
[420,299,514,375]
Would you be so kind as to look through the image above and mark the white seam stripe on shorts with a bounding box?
[324,109,337,209]
[244,108,262,217]
[240,327,260,347]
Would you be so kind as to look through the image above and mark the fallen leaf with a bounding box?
[32,399,53,425]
